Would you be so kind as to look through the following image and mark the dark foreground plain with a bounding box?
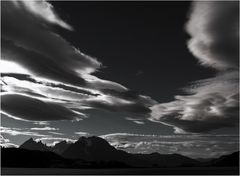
[1,167,239,175]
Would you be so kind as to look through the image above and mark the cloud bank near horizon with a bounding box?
[100,133,239,158]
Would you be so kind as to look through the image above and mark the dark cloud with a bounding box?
[2,39,87,87]
[1,93,82,121]
[77,89,156,116]
[84,97,152,116]
[150,2,239,133]
[101,89,157,106]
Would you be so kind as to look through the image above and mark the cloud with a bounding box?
[150,82,239,133]
[186,1,239,70]
[100,133,239,158]
[1,74,97,103]
[31,127,59,131]
[74,132,90,136]
[2,1,101,81]
[0,126,48,137]
[126,117,145,125]
[132,121,145,125]
[33,121,50,126]
[83,95,152,116]
[48,132,64,136]
[1,0,156,122]
[0,135,19,148]
[1,93,83,121]
[0,135,10,143]
[1,75,154,121]
[18,0,73,30]
[35,137,76,146]
[0,143,19,148]
[150,2,239,133]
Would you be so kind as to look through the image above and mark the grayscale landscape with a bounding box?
[1,1,239,175]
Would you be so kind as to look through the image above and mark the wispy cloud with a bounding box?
[0,134,18,148]
[125,117,145,125]
[0,126,48,137]
[33,121,50,126]
[31,127,59,131]
[35,137,76,146]
[18,0,73,31]
[48,131,65,136]
[74,132,90,136]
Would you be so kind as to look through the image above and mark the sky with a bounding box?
[0,1,239,158]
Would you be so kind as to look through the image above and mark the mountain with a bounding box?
[51,140,71,154]
[62,136,151,167]
[15,136,238,169]
[209,151,239,167]
[19,138,51,151]
[62,136,118,160]
[62,136,198,167]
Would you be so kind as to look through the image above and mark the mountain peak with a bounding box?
[26,137,34,142]
[62,136,117,160]
[51,140,71,154]
[20,138,50,152]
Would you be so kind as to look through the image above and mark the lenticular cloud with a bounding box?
[1,0,155,122]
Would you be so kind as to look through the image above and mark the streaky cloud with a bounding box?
[31,127,59,131]
[1,0,156,122]
[0,126,48,137]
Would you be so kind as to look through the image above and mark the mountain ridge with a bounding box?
[15,136,239,168]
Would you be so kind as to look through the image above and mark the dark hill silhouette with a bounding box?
[20,138,51,151]
[61,136,198,167]
[209,151,239,167]
[2,136,238,169]
[61,136,147,167]
[134,152,199,167]
[51,140,71,155]
[1,147,130,169]
[62,136,118,160]
[1,147,72,168]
